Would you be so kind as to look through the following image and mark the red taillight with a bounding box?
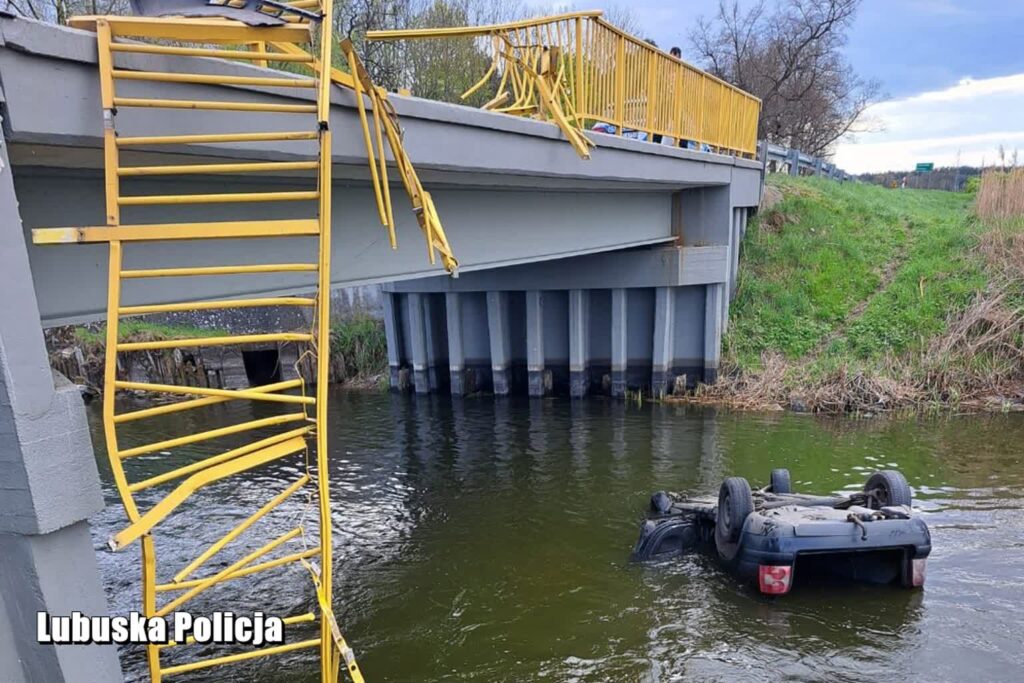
[911,558,927,587]
[758,565,793,595]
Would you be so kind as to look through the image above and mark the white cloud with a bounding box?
[834,72,1024,174]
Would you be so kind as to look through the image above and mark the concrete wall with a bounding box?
[0,125,121,683]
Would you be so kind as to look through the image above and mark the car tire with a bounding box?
[864,470,912,508]
[770,468,792,494]
[716,477,753,546]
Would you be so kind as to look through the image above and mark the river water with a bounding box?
[88,390,1024,682]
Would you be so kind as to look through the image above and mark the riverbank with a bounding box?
[47,314,389,392]
[677,173,1024,414]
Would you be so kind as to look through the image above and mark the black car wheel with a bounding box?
[864,470,912,508]
[716,477,754,546]
[770,468,792,494]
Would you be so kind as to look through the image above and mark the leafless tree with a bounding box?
[333,1,416,92]
[4,0,129,24]
[690,0,880,157]
[602,4,642,35]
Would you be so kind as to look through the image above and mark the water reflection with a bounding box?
[88,392,1024,682]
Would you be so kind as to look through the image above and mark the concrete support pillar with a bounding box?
[382,292,403,391]
[0,130,122,682]
[526,291,547,397]
[704,283,724,384]
[652,286,676,396]
[670,190,684,240]
[407,293,429,394]
[486,291,511,396]
[732,209,743,298]
[610,288,628,398]
[422,295,443,392]
[445,292,465,395]
[568,289,590,398]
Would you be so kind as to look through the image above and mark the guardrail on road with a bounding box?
[760,142,851,181]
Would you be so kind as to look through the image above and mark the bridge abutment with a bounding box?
[0,133,121,683]
[382,231,751,399]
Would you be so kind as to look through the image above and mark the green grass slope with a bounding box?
[710,175,1017,412]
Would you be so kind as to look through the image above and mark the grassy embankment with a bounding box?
[689,172,1024,413]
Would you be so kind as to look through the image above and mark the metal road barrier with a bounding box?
[31,1,457,680]
[368,10,761,160]
[762,142,851,181]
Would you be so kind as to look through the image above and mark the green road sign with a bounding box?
[915,162,934,172]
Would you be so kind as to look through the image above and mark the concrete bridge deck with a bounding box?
[0,13,761,324]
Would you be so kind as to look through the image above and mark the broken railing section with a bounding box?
[367,10,761,161]
[268,38,459,274]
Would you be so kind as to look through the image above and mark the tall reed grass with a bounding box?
[976,168,1024,224]
[329,313,388,383]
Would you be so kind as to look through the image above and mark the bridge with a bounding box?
[2,12,762,392]
[0,9,762,682]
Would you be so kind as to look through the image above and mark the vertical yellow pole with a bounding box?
[645,49,656,139]
[96,21,138,521]
[671,66,679,142]
[574,17,583,122]
[96,20,119,226]
[142,536,161,682]
[100,17,154,677]
[614,34,625,134]
[698,75,707,148]
[251,40,269,68]
[316,3,335,681]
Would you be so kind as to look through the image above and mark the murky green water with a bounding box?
[89,391,1024,682]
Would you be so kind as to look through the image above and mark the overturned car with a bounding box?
[633,470,931,595]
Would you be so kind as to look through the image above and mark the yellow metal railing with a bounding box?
[30,2,458,681]
[368,10,761,159]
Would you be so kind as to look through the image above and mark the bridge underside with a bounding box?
[383,205,750,398]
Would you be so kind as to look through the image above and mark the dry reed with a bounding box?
[976,168,1024,223]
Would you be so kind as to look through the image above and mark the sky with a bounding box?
[537,0,1024,173]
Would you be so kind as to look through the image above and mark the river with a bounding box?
[88,389,1024,682]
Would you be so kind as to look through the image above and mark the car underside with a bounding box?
[633,469,931,595]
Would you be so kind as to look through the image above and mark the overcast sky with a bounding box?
[539,0,1024,173]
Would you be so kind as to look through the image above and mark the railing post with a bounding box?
[672,65,683,144]
[697,75,706,149]
[788,148,800,176]
[645,49,656,140]
[614,33,625,134]
[574,17,583,122]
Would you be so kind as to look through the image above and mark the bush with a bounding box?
[329,314,387,382]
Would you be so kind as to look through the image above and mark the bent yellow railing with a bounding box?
[368,10,761,159]
[30,3,455,681]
